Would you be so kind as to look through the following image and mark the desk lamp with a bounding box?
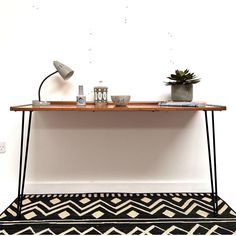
[33,61,74,106]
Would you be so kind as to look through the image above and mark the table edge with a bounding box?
[10,101,227,112]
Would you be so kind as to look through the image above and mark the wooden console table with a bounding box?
[10,101,226,218]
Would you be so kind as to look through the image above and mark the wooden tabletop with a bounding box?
[10,101,227,112]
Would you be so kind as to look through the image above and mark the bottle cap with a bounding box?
[79,85,84,95]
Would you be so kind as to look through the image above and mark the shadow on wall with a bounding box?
[27,111,203,182]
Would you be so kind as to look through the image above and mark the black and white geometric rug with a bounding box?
[0,193,236,234]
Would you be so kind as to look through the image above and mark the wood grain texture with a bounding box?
[10,101,227,112]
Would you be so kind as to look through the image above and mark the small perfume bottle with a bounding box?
[76,85,86,107]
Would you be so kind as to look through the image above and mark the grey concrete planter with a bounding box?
[171,84,193,102]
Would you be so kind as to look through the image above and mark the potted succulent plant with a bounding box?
[165,69,200,102]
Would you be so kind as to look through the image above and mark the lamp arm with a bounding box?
[38,71,58,101]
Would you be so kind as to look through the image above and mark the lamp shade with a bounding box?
[53,61,74,80]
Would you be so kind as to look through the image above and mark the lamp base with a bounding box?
[32,100,51,106]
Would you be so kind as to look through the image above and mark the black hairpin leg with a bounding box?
[204,111,218,215]
[16,111,33,219]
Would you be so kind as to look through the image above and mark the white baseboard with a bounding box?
[25,180,210,194]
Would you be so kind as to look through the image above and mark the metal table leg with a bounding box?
[204,111,218,215]
[16,111,33,219]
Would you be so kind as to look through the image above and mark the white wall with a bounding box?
[0,0,236,208]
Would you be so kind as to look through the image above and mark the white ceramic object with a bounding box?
[111,95,131,106]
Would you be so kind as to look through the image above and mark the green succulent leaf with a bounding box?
[189,79,201,84]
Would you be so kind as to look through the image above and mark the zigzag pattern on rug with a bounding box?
[0,193,236,235]
[1,193,235,220]
[1,222,236,235]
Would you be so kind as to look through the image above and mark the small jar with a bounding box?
[94,82,108,107]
